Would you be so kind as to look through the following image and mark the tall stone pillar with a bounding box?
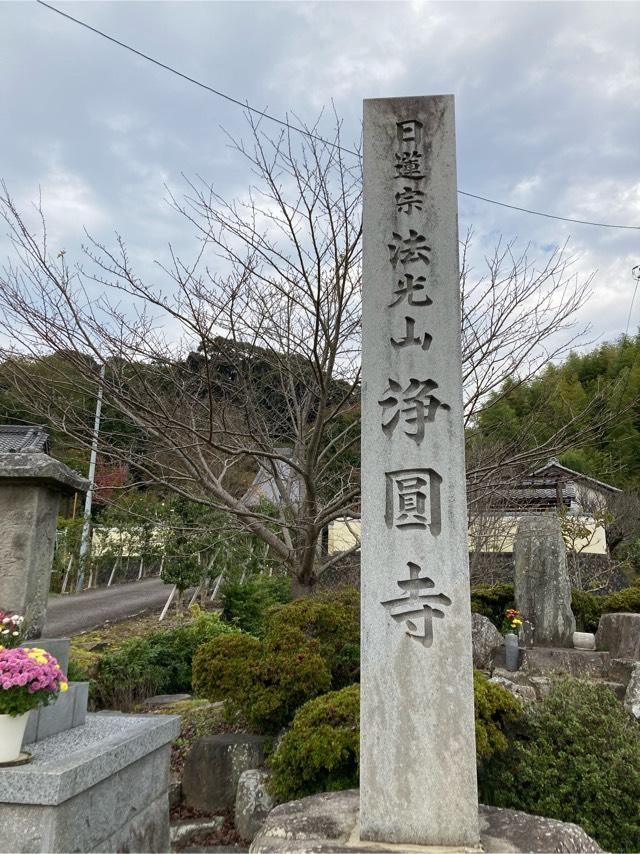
[0,452,88,638]
[360,95,479,846]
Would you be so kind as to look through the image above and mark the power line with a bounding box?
[35,0,640,232]
[459,191,640,231]
[35,0,360,157]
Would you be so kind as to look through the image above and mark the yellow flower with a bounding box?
[59,681,69,693]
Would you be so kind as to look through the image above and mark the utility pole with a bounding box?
[625,265,640,337]
[75,363,105,593]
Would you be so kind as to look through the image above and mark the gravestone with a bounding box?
[514,514,575,647]
[0,451,88,637]
[360,95,478,846]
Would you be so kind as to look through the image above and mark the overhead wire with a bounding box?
[33,0,640,232]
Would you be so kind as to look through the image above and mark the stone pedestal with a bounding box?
[249,790,602,853]
[182,732,268,813]
[514,514,575,647]
[361,95,478,846]
[596,612,640,659]
[0,712,179,853]
[0,452,88,638]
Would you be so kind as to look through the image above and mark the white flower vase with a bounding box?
[0,711,29,763]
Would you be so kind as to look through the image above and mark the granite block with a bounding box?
[31,685,76,742]
[72,681,89,727]
[47,746,170,852]
[23,683,89,745]
[1,712,180,805]
[0,747,172,853]
[90,791,171,853]
[0,714,178,853]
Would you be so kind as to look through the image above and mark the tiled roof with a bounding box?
[0,425,50,454]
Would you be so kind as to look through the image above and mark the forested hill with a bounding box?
[475,334,640,490]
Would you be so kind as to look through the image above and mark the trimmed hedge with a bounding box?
[192,589,359,733]
[268,672,522,802]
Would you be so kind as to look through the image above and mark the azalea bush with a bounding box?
[0,647,68,716]
[0,611,25,648]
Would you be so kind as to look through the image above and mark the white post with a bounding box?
[210,572,224,601]
[76,363,105,592]
[360,95,478,846]
[107,557,119,587]
[159,585,177,621]
[60,556,73,594]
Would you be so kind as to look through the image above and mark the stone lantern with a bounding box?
[0,426,88,638]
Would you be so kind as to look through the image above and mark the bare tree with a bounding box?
[0,115,614,591]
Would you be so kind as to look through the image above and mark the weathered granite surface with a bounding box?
[520,646,610,679]
[514,514,576,647]
[361,94,478,846]
[472,613,504,670]
[250,789,601,853]
[182,732,268,813]
[596,612,640,659]
[0,452,88,493]
[0,453,88,638]
[236,769,276,843]
[624,661,640,719]
[0,713,179,853]
[489,675,536,702]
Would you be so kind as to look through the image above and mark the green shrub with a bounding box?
[192,633,262,703]
[470,583,640,634]
[192,626,330,733]
[269,684,359,801]
[221,573,292,636]
[195,590,360,732]
[482,678,640,852]
[268,673,522,802]
[570,587,640,633]
[570,588,604,632]
[470,583,515,628]
[603,586,640,615]
[95,609,237,709]
[264,588,360,687]
[473,670,524,760]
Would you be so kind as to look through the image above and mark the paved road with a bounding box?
[44,577,172,637]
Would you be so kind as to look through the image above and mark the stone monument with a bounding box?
[514,514,576,647]
[360,95,479,846]
[0,439,88,638]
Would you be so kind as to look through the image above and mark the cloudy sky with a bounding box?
[1,0,639,349]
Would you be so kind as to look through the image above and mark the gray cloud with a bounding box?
[1,0,639,347]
